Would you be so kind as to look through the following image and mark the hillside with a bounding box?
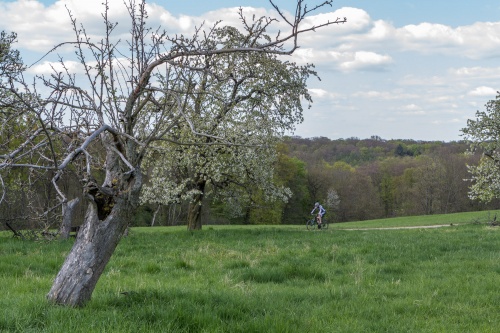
[274,136,500,224]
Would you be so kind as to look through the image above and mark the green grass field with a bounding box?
[1,211,499,332]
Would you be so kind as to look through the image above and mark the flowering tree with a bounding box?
[141,29,315,229]
[462,93,500,202]
[0,0,346,307]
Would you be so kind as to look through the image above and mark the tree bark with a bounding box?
[187,180,206,231]
[47,161,142,307]
[59,197,80,240]
[150,204,161,227]
[47,196,133,306]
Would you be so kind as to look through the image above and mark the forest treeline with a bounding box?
[3,135,500,230]
[132,135,499,226]
[129,135,497,224]
[275,135,500,224]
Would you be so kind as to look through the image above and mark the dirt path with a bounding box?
[340,224,456,230]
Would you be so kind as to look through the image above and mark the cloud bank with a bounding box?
[1,0,499,141]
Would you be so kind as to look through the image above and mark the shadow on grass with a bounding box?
[99,288,296,332]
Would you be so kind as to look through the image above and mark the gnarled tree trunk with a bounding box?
[47,149,142,307]
[47,192,138,306]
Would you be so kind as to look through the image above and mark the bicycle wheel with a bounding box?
[306,219,316,230]
[321,221,328,229]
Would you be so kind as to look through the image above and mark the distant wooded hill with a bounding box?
[275,135,500,224]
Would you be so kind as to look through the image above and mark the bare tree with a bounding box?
[1,31,64,236]
[0,0,345,307]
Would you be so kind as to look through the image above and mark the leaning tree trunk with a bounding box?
[59,197,80,240]
[187,180,206,231]
[150,204,161,227]
[47,162,142,307]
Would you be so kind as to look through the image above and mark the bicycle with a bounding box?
[306,215,328,230]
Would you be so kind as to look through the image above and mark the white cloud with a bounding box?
[399,23,462,46]
[329,12,500,59]
[431,118,462,125]
[352,90,418,100]
[2,0,500,141]
[3,2,498,64]
[291,49,392,72]
[26,56,134,77]
[402,104,421,111]
[339,51,392,72]
[393,104,426,116]
[394,21,500,58]
[450,66,500,80]
[397,22,500,59]
[308,88,329,98]
[303,7,370,35]
[28,60,85,75]
[467,86,497,96]
[428,95,454,103]
[0,0,133,51]
[399,75,448,87]
[157,6,266,32]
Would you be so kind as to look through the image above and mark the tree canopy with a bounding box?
[462,93,500,202]
[0,0,345,307]
[140,26,317,229]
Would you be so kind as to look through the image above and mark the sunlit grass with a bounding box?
[1,211,499,332]
[330,209,500,229]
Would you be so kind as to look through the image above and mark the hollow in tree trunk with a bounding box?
[47,193,137,306]
[47,154,142,307]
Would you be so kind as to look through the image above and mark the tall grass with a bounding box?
[1,212,499,332]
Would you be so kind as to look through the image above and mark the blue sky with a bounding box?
[19,0,500,26]
[2,0,500,141]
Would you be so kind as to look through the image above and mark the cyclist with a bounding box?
[311,202,326,228]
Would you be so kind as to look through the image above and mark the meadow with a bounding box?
[1,211,499,332]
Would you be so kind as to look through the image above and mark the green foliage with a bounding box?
[462,93,500,202]
[248,193,283,225]
[2,215,500,332]
[380,173,395,216]
[275,146,310,224]
[0,30,24,82]
[131,206,154,227]
[3,128,491,229]
[150,135,496,226]
[395,143,415,157]
[280,136,496,222]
